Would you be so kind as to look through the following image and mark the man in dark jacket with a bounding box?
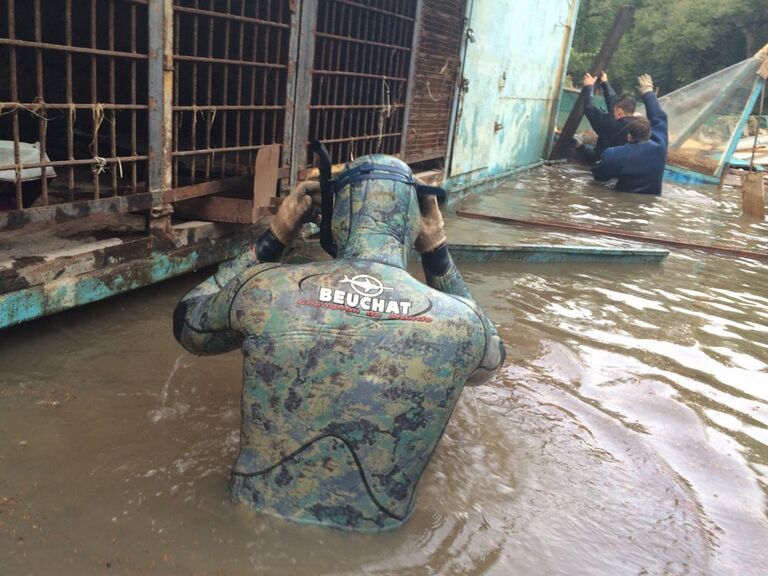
[577,72,636,163]
[591,74,668,195]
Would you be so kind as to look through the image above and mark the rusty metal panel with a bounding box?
[404,0,466,164]
[449,0,580,180]
[0,0,150,212]
[171,0,292,188]
[306,0,417,166]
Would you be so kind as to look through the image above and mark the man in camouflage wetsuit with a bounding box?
[173,155,505,530]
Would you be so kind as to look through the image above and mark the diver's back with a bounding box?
[229,258,486,529]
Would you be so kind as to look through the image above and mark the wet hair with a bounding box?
[613,95,636,115]
[628,117,651,142]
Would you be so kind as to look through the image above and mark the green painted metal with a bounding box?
[436,243,669,264]
[0,236,248,330]
[716,79,764,177]
[663,165,720,185]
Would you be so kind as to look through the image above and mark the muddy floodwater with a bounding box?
[2,165,767,575]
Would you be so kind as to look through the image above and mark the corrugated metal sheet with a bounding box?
[448,0,579,182]
[404,0,466,164]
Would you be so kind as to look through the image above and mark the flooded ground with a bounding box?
[1,164,767,575]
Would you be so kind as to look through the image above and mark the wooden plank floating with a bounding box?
[442,243,668,264]
[456,210,768,263]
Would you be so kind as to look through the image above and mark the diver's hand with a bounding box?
[600,71,608,83]
[415,195,447,254]
[582,73,597,88]
[270,180,321,245]
[637,74,654,96]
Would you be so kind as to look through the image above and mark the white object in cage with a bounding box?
[0,141,57,183]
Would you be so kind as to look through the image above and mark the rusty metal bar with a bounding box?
[204,0,214,180]
[172,6,181,187]
[34,0,49,206]
[280,0,300,187]
[130,1,139,192]
[173,104,283,112]
[90,0,100,198]
[334,0,415,22]
[315,32,410,53]
[109,0,119,196]
[291,0,318,179]
[247,5,259,171]
[261,0,271,151]
[310,104,405,110]
[219,0,233,177]
[312,69,407,81]
[0,38,148,60]
[7,0,23,209]
[65,0,75,197]
[234,0,246,175]
[189,0,200,184]
[173,53,286,68]
[173,5,290,29]
[0,156,149,172]
[148,0,173,198]
[0,102,148,111]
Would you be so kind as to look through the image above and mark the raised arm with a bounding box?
[582,73,611,134]
[637,74,668,149]
[415,195,506,385]
[173,181,320,355]
[600,72,619,111]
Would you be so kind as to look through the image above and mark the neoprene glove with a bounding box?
[270,180,321,245]
[637,74,654,96]
[414,194,447,254]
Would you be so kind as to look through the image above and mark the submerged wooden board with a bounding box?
[440,243,669,264]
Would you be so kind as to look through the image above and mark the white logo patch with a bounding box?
[318,275,412,315]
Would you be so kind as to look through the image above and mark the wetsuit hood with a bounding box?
[331,155,421,268]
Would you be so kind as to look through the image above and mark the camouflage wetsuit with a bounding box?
[173,155,505,530]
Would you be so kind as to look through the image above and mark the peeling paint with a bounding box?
[448,0,580,185]
[0,235,247,329]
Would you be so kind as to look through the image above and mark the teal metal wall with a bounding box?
[447,0,580,189]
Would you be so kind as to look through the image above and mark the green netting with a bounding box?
[658,53,766,177]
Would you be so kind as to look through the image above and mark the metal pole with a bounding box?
[290,0,319,185]
[749,78,766,172]
[148,0,174,232]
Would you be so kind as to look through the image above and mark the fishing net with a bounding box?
[657,48,767,178]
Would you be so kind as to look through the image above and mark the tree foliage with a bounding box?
[570,0,768,94]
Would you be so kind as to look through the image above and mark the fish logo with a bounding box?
[339,274,393,298]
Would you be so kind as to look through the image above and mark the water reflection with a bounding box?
[1,165,767,574]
